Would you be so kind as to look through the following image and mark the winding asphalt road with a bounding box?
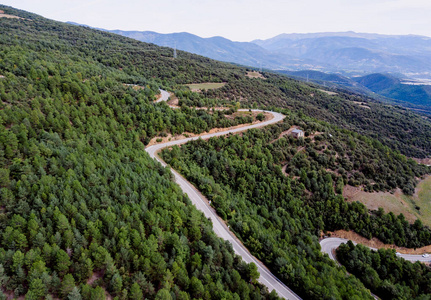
[146,90,302,300]
[320,237,431,263]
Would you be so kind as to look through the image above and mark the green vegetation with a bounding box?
[348,176,431,227]
[0,6,281,299]
[337,241,431,300]
[1,4,431,300]
[161,110,431,298]
[175,89,233,108]
[354,73,431,110]
[202,74,431,158]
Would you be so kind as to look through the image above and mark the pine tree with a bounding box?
[129,283,143,300]
[61,274,75,297]
[67,286,82,300]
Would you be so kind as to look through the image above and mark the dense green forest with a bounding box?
[205,76,431,158]
[337,242,431,299]
[0,6,283,300]
[1,4,431,300]
[161,114,431,298]
[3,4,431,160]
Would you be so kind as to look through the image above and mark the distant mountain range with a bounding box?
[354,73,431,107]
[68,23,431,77]
[280,70,431,114]
[67,22,309,70]
[253,32,431,77]
[68,22,431,110]
[70,23,431,78]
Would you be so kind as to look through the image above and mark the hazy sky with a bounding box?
[2,0,431,41]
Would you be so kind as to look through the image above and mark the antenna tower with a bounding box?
[173,42,177,59]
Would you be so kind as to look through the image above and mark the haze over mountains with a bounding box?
[72,23,431,80]
[68,22,431,112]
[280,70,431,112]
[3,5,431,300]
[35,17,431,119]
[67,22,304,70]
[253,32,431,77]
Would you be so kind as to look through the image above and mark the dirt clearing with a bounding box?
[318,89,337,95]
[271,126,300,143]
[0,10,25,19]
[413,157,431,166]
[246,71,266,79]
[351,101,371,109]
[185,82,226,91]
[344,175,431,226]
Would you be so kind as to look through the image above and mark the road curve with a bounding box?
[320,237,431,263]
[146,90,302,300]
[155,89,171,103]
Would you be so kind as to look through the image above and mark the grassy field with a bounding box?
[185,82,226,91]
[246,71,266,79]
[347,176,431,226]
[415,176,431,225]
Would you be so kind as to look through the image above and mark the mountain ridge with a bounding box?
[69,22,431,81]
[66,21,308,70]
[1,6,431,300]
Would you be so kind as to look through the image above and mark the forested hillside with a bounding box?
[354,73,431,109]
[1,4,431,300]
[5,5,431,159]
[337,242,431,299]
[203,75,431,158]
[161,110,431,298]
[0,6,282,300]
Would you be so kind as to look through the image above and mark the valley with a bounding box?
[1,4,431,300]
[90,24,431,114]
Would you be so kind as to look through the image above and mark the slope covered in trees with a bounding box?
[1,4,431,300]
[337,241,431,300]
[3,5,431,159]
[0,6,282,300]
[161,110,431,298]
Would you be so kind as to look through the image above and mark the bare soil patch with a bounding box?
[343,185,362,199]
[167,94,179,106]
[225,110,270,121]
[123,83,145,90]
[87,270,104,286]
[352,101,371,109]
[413,157,431,166]
[330,230,431,255]
[185,82,227,92]
[318,89,337,95]
[308,131,323,139]
[0,11,24,19]
[281,164,289,177]
[271,126,300,143]
[246,71,266,79]
[345,186,418,223]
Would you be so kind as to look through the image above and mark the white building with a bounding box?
[292,129,304,138]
